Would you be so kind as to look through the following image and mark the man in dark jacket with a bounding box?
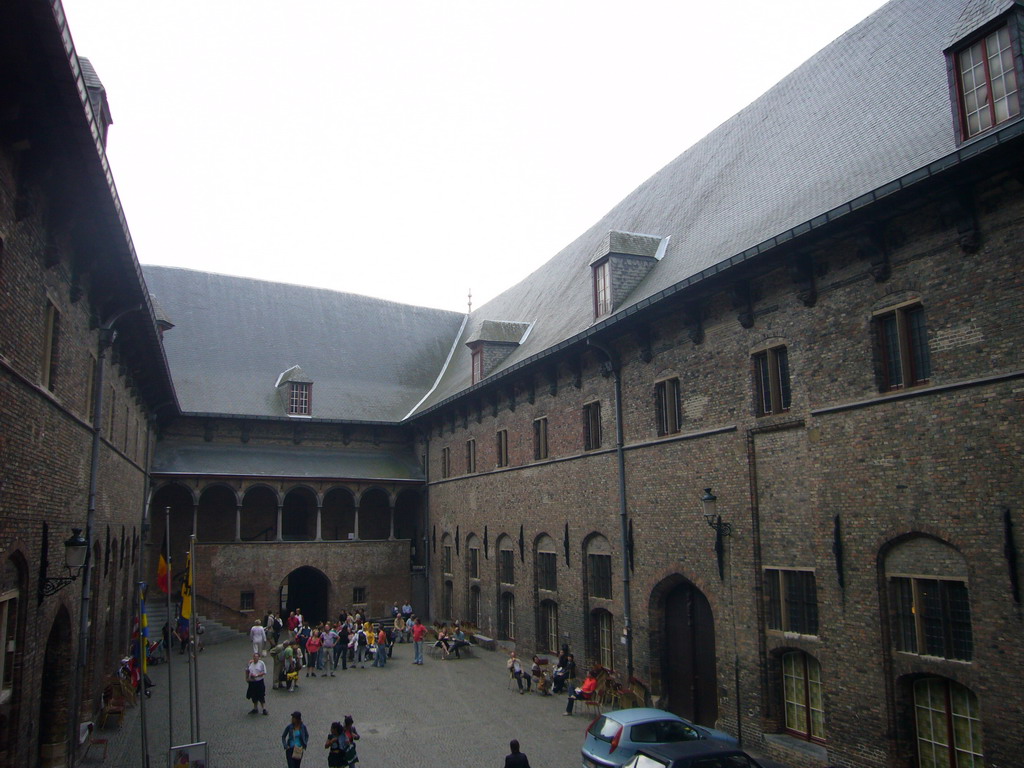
[504,739,531,768]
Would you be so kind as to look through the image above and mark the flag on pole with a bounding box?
[140,583,149,674]
[180,550,192,620]
[156,536,169,594]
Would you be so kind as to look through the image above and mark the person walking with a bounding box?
[281,711,309,767]
[504,739,531,768]
[268,637,288,689]
[325,721,346,767]
[245,652,268,715]
[342,715,360,766]
[411,617,426,665]
[322,623,338,676]
[250,619,267,656]
[305,629,322,677]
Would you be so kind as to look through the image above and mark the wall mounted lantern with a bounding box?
[39,527,88,601]
[701,489,731,580]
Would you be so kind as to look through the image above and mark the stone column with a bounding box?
[276,504,283,542]
[353,504,360,541]
[388,504,395,540]
[235,504,241,542]
[315,504,323,541]
[192,504,198,538]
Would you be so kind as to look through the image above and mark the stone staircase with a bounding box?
[144,602,246,646]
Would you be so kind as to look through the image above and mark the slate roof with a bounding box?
[143,267,465,422]
[411,0,1024,415]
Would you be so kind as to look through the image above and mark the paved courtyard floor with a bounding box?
[86,637,786,768]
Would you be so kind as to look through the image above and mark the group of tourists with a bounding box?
[281,710,360,768]
[507,646,577,698]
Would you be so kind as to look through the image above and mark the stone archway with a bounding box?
[279,567,330,625]
[649,575,718,726]
[38,607,74,768]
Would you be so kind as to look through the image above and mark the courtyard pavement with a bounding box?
[85,636,787,768]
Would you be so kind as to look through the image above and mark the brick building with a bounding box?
[0,2,177,766]
[2,0,1023,767]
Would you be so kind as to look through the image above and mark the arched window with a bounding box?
[585,535,612,599]
[499,592,516,640]
[913,677,982,766]
[0,556,25,706]
[539,600,559,653]
[468,585,481,627]
[535,534,557,592]
[782,651,825,742]
[884,537,972,661]
[498,536,515,585]
[442,533,454,576]
[591,609,613,669]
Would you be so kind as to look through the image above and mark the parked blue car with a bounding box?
[582,708,738,768]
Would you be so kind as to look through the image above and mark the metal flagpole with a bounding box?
[164,509,174,760]
[185,539,194,744]
[191,533,201,740]
[138,581,151,768]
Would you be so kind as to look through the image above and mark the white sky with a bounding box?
[62,0,889,314]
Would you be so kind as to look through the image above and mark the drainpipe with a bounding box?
[422,431,431,621]
[587,339,633,680]
[68,306,140,766]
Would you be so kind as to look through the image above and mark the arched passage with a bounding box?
[241,485,278,541]
[197,484,237,542]
[394,489,421,562]
[358,488,391,541]
[321,487,355,541]
[649,575,718,727]
[37,607,73,768]
[282,487,317,541]
[279,567,330,625]
[149,482,196,572]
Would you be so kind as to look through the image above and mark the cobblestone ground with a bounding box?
[85,637,786,768]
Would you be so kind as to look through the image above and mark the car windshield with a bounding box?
[630,720,702,743]
[589,716,624,741]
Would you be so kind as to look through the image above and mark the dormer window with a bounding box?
[466,320,531,382]
[289,381,311,415]
[593,260,611,318]
[275,365,313,417]
[471,347,484,384]
[956,24,1019,137]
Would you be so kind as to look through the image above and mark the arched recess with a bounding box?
[0,553,27,756]
[241,485,278,541]
[37,607,74,768]
[499,591,516,641]
[394,489,421,562]
[196,484,238,543]
[467,584,481,627]
[895,674,983,767]
[149,482,196,569]
[282,486,317,541]
[534,533,558,593]
[321,487,355,541]
[358,488,391,541]
[538,598,559,654]
[279,566,331,625]
[648,573,719,727]
[765,648,825,743]
[465,533,481,582]
[441,533,454,577]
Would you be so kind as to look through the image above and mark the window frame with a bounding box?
[496,429,509,468]
[593,259,611,318]
[499,547,515,585]
[782,651,826,743]
[540,600,559,653]
[533,416,549,460]
[753,346,791,416]
[469,546,480,579]
[587,553,613,600]
[465,438,476,474]
[583,401,602,451]
[913,677,983,767]
[471,346,484,384]
[592,609,613,669]
[440,446,451,479]
[951,19,1022,141]
[765,568,819,636]
[537,551,558,592]
[655,377,682,435]
[890,575,973,661]
[874,302,931,392]
[443,543,453,575]
[0,587,19,705]
[41,300,59,391]
[240,590,255,612]
[285,381,311,416]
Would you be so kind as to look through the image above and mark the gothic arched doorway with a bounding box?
[651,577,718,727]
[279,567,330,624]
[38,607,73,767]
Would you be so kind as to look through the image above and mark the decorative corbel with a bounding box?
[788,253,817,308]
[292,424,303,445]
[858,223,890,282]
[491,392,500,418]
[634,325,653,363]
[461,407,468,430]
[342,427,351,445]
[684,304,704,345]
[730,281,754,329]
[240,422,251,444]
[507,384,517,412]
[940,188,980,254]
[372,427,380,446]
[547,366,559,397]
[475,398,483,424]
[570,358,582,389]
[203,420,215,442]
[526,379,536,405]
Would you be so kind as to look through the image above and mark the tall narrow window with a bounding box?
[496,429,509,468]
[540,600,559,653]
[471,347,484,384]
[41,301,59,391]
[956,24,1020,138]
[593,260,611,318]
[587,553,613,599]
[468,586,481,626]
[288,381,311,415]
[441,447,451,479]
[537,551,557,591]
[0,587,19,704]
[443,544,453,574]
[875,304,931,391]
[890,577,972,660]
[593,609,613,669]
[500,547,515,584]
[469,546,480,579]
[500,592,516,640]
[914,678,983,767]
[765,569,819,635]
[782,651,825,742]
[465,439,476,474]
[583,401,602,450]
[655,377,682,435]
[533,417,549,460]
[443,580,453,620]
[753,346,791,416]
